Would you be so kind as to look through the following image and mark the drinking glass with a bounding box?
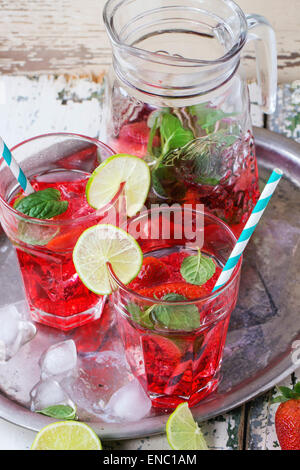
[0,133,125,331]
[109,206,242,408]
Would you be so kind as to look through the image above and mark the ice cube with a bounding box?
[104,378,152,422]
[95,349,128,368]
[0,305,36,363]
[62,350,133,420]
[40,340,77,380]
[94,350,132,398]
[30,378,74,412]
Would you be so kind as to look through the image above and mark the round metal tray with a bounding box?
[0,127,299,440]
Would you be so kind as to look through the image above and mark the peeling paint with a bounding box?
[0,0,299,83]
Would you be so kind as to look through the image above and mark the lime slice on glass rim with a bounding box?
[166,402,208,450]
[86,154,151,217]
[31,421,102,450]
[73,224,143,295]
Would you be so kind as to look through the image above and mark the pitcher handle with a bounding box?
[246,14,277,114]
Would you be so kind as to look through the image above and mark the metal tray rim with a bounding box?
[0,127,299,440]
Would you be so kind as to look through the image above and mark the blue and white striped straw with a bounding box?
[212,168,283,292]
[0,137,34,195]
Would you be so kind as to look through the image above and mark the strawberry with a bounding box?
[112,121,160,158]
[119,121,151,145]
[273,382,300,450]
[137,281,212,300]
[131,252,221,298]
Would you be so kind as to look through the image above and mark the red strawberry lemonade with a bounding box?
[112,207,242,409]
[10,169,106,330]
[0,134,120,331]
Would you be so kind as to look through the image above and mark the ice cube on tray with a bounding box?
[39,340,77,380]
[0,304,36,362]
[30,377,74,412]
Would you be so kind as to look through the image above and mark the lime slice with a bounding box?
[73,224,143,295]
[31,421,102,450]
[166,402,208,450]
[86,154,151,217]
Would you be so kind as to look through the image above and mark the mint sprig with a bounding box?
[162,131,238,187]
[147,110,194,168]
[180,250,216,286]
[147,106,239,194]
[126,293,200,331]
[36,404,77,420]
[14,188,69,219]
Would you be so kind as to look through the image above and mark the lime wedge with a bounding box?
[86,154,151,217]
[73,224,143,295]
[31,421,102,450]
[166,402,208,450]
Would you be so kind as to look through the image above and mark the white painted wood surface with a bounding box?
[0,75,105,148]
[0,0,299,83]
[0,74,265,147]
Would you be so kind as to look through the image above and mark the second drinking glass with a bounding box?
[109,206,242,409]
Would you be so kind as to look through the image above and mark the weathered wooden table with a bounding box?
[0,75,298,450]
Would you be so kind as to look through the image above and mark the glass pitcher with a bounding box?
[101,0,277,234]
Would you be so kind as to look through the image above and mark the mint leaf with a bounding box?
[294,382,300,394]
[180,250,216,286]
[36,405,77,420]
[160,114,194,155]
[126,302,154,329]
[14,188,68,219]
[193,148,222,187]
[189,104,237,134]
[162,131,238,187]
[127,294,200,331]
[153,294,200,331]
[191,132,238,186]
[180,249,207,285]
[161,293,186,302]
[200,256,216,280]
